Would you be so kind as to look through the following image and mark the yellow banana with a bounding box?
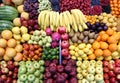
[78,23,83,32]
[45,11,50,28]
[60,13,63,26]
[71,14,78,32]
[56,12,60,27]
[50,11,53,26]
[71,9,79,24]
[66,11,72,25]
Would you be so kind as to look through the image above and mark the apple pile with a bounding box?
[69,43,93,60]
[41,47,59,60]
[76,60,104,83]
[17,60,44,83]
[44,59,77,83]
[22,44,42,61]
[0,61,19,83]
[103,60,120,83]
[20,17,39,32]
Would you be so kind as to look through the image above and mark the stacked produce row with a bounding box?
[0,0,120,83]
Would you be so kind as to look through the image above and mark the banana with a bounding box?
[71,14,78,32]
[66,11,72,25]
[50,11,54,26]
[45,11,50,28]
[56,12,60,27]
[71,9,79,24]
[78,23,83,32]
[60,13,63,26]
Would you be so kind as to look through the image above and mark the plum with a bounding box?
[57,65,64,73]
[53,74,57,79]
[46,78,53,83]
[50,63,57,67]
[67,59,76,66]
[61,73,68,79]
[70,70,76,76]
[62,60,67,66]
[65,65,72,73]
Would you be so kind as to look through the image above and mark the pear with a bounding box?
[83,36,89,44]
[78,33,84,40]
[69,29,74,37]
[71,34,78,43]
[88,32,95,39]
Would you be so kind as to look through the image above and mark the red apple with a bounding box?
[61,33,69,40]
[14,67,18,73]
[108,71,115,77]
[61,40,69,49]
[110,77,116,83]
[1,75,7,81]
[115,59,120,67]
[103,67,109,73]
[104,73,109,80]
[104,80,110,83]
[62,49,69,57]
[20,17,25,22]
[103,60,109,67]
[8,64,15,71]
[7,61,14,65]
[7,71,13,77]
[114,67,120,74]
[6,77,12,83]
[108,63,115,70]
[1,68,9,74]
[116,74,120,81]
[28,19,34,26]
[58,27,66,34]
[22,20,28,27]
[13,79,17,83]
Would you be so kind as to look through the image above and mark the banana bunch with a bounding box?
[38,9,88,32]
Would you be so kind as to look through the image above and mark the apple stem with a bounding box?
[59,39,62,65]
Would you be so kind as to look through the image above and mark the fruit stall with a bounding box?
[0,0,120,83]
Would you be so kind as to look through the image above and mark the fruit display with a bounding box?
[69,43,93,60]
[28,30,52,47]
[22,44,42,61]
[44,59,77,83]
[41,47,59,60]
[110,0,120,18]
[0,0,120,83]
[103,60,120,82]
[69,29,98,44]
[18,60,44,83]
[76,60,104,83]
[0,61,19,83]
[12,26,30,43]
[38,9,88,32]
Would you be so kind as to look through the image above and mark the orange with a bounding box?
[88,54,96,60]
[90,48,94,52]
[92,41,100,49]
[103,49,111,57]
[101,33,109,41]
[107,36,117,44]
[96,36,101,41]
[100,42,108,49]
[108,44,118,52]
[112,33,120,40]
[106,28,114,36]
[99,31,106,36]
[94,49,103,57]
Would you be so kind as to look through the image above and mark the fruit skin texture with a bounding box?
[62,49,69,57]
[61,33,69,40]
[115,59,120,67]
[61,40,69,48]
[58,27,66,34]
[114,67,120,74]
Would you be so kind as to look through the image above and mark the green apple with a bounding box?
[39,40,43,46]
[26,61,33,68]
[95,74,103,81]
[97,80,104,83]
[39,74,43,79]
[90,60,96,64]
[78,80,82,83]
[17,79,24,83]
[81,64,87,69]
[28,74,35,82]
[77,67,82,73]
[27,66,35,74]
[96,61,102,67]
[25,81,29,83]
[90,81,96,83]
[87,67,95,74]
[95,67,103,74]
[82,70,88,77]
[33,62,40,69]
[76,61,82,67]
[19,61,26,66]
[39,66,44,73]
[88,63,95,67]
[19,66,27,74]
[77,73,83,80]
[82,79,89,83]
[34,78,39,83]
[34,70,40,77]
[39,60,44,66]
[83,60,89,65]
[86,74,94,81]
[19,74,27,82]
[39,80,43,83]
